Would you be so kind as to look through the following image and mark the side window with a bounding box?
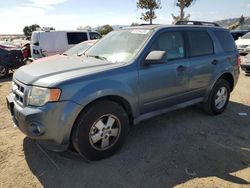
[213,30,236,52]
[67,32,88,44]
[90,32,102,40]
[187,31,214,57]
[150,31,185,60]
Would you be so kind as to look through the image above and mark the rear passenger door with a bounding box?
[186,30,217,97]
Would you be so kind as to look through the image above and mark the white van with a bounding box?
[30,30,101,59]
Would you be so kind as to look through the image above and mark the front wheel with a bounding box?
[203,79,231,115]
[72,100,129,161]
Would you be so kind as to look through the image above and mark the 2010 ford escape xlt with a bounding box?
[6,21,240,160]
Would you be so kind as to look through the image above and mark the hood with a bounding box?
[14,54,120,87]
[235,39,250,46]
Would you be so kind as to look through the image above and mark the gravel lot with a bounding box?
[0,67,250,188]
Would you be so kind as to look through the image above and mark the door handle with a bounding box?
[211,59,218,65]
[176,65,187,72]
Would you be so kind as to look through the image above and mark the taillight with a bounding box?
[237,55,241,67]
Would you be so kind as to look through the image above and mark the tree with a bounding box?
[172,0,197,24]
[23,24,40,38]
[228,15,246,30]
[96,25,114,35]
[137,0,161,24]
[239,15,245,25]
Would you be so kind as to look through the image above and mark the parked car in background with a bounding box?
[7,21,240,160]
[235,32,250,54]
[0,43,18,49]
[63,39,98,56]
[0,47,24,78]
[231,30,249,40]
[31,30,101,59]
[241,53,250,74]
[21,43,31,61]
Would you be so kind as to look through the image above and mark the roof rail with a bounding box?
[175,21,220,27]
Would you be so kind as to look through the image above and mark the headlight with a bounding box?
[27,86,61,106]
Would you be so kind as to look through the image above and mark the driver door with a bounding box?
[138,30,190,114]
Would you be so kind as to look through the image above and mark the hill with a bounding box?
[216,16,250,27]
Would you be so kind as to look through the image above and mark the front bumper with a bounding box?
[6,93,82,151]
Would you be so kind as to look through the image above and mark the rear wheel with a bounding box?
[0,64,8,78]
[72,100,129,160]
[203,79,230,115]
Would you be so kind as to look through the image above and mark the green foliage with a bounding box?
[23,24,40,38]
[131,22,140,26]
[137,0,161,24]
[96,25,114,35]
[239,15,245,25]
[172,0,197,23]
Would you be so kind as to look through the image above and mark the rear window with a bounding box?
[214,30,236,52]
[67,32,88,45]
[187,30,214,57]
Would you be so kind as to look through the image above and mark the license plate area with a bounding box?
[6,95,14,116]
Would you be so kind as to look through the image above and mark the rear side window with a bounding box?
[214,30,236,52]
[67,32,88,44]
[187,31,214,57]
[89,32,102,40]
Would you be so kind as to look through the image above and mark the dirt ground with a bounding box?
[0,68,250,188]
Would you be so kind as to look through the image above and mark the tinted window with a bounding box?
[90,32,102,40]
[187,31,214,57]
[67,32,88,44]
[150,31,185,60]
[214,30,236,52]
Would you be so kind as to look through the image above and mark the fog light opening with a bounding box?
[30,123,44,136]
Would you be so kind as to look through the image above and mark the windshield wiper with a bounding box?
[86,54,107,61]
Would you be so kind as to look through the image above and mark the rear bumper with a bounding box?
[6,93,82,151]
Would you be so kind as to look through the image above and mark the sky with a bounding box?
[0,0,250,34]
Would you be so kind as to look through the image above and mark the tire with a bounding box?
[203,79,231,115]
[0,64,8,78]
[72,100,129,161]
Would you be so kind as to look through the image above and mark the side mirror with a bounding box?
[144,50,167,65]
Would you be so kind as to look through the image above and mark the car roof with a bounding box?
[124,24,227,31]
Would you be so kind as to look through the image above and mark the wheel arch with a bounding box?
[69,95,134,148]
[218,73,234,92]
[204,72,235,102]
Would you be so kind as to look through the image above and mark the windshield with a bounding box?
[242,33,250,39]
[85,29,152,63]
[64,40,96,56]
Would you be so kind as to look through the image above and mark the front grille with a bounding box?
[12,81,26,106]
